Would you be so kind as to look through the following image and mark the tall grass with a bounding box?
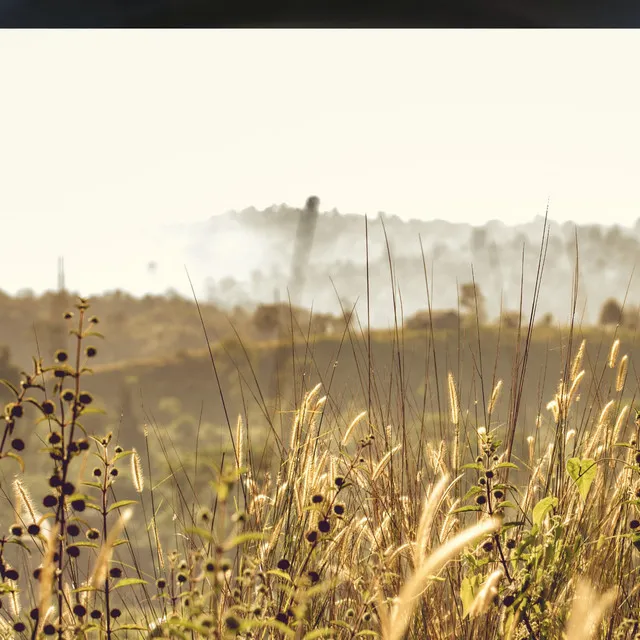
[0,219,639,639]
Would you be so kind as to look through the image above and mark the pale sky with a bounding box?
[1,30,640,294]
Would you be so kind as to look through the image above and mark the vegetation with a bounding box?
[2,223,640,638]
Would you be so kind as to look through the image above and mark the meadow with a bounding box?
[1,228,640,639]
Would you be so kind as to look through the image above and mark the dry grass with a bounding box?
[2,220,640,639]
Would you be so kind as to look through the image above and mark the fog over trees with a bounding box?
[189,202,640,328]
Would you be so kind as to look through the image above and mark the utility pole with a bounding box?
[57,256,66,292]
[289,195,320,306]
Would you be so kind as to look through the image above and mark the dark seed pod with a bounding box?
[43,495,57,508]
[277,558,291,571]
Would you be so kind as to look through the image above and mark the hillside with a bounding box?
[12,322,634,470]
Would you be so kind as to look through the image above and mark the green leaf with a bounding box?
[223,531,266,550]
[113,449,135,462]
[113,578,148,590]
[0,379,20,396]
[83,331,105,339]
[2,452,25,472]
[6,538,32,553]
[85,503,103,513]
[239,619,294,636]
[266,569,293,582]
[460,574,481,618]
[462,485,484,502]
[114,625,149,631]
[184,526,216,543]
[107,500,138,513]
[566,458,597,500]
[303,630,336,639]
[81,481,103,490]
[494,501,518,511]
[452,505,482,514]
[71,585,97,594]
[494,462,519,470]
[80,407,107,416]
[461,463,484,471]
[532,496,558,527]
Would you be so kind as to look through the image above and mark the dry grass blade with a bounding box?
[38,523,59,624]
[413,474,451,568]
[616,355,628,392]
[341,410,367,446]
[565,580,617,640]
[90,508,133,588]
[235,414,244,470]
[469,568,504,618]
[384,517,501,640]
[371,444,402,482]
[447,372,460,426]
[488,379,503,416]
[571,340,586,381]
[608,339,620,369]
[131,448,144,493]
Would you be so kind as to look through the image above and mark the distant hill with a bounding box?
[5,204,640,335]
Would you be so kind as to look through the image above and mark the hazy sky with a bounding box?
[1,30,640,293]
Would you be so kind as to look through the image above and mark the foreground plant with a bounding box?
[1,296,640,639]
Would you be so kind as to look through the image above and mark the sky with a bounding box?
[1,30,640,295]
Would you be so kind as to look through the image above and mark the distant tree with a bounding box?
[470,227,487,254]
[459,282,487,325]
[309,312,334,336]
[252,303,281,338]
[622,304,640,331]
[605,225,623,248]
[498,311,521,330]
[599,298,624,327]
[405,309,459,332]
[537,312,554,328]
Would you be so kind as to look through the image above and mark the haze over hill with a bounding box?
[184,204,640,327]
[5,203,640,328]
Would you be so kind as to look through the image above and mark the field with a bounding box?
[1,256,640,639]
